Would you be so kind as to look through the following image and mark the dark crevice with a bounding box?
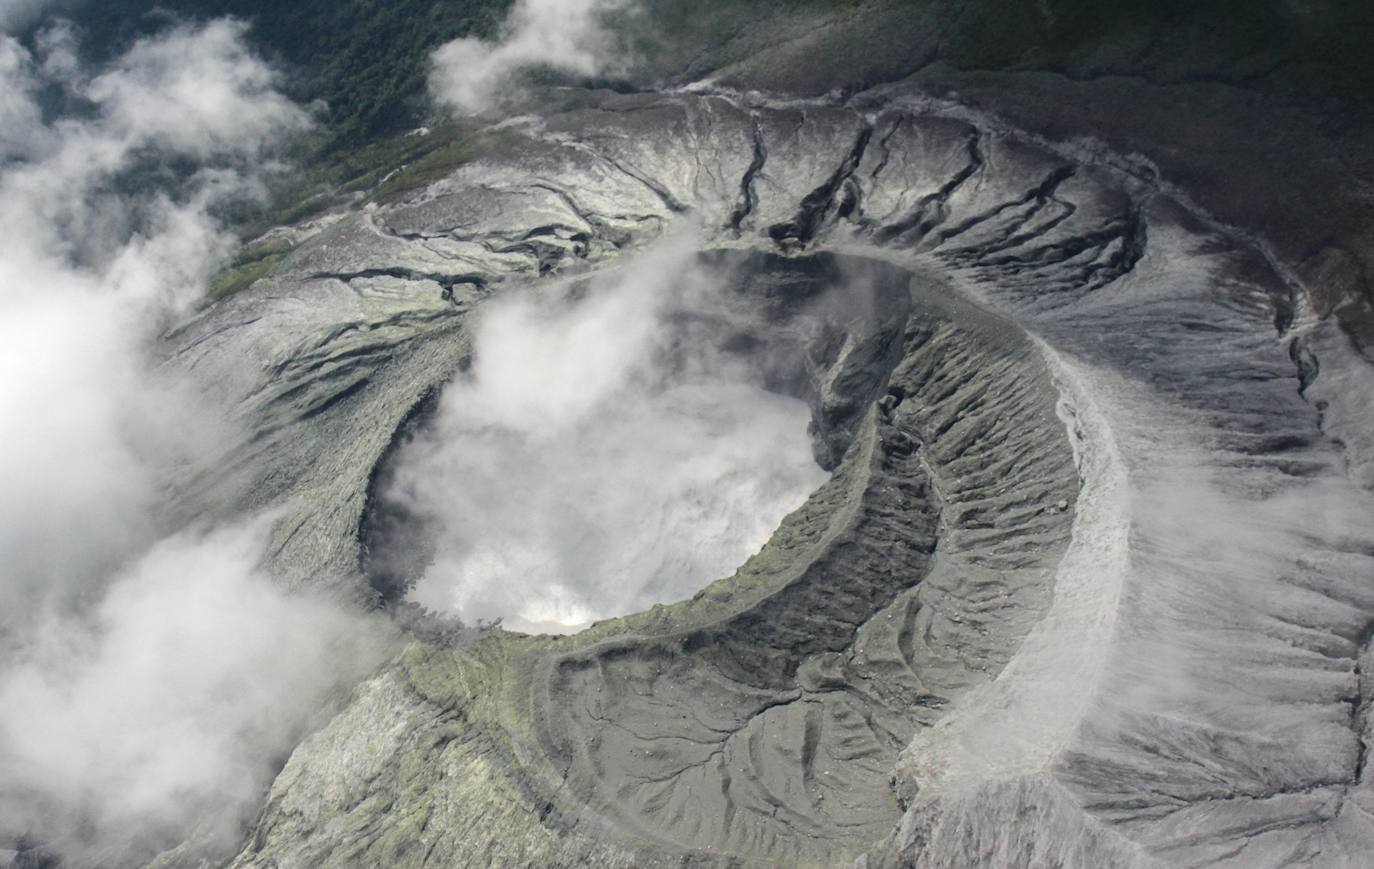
[952,206,1147,298]
[1350,619,1374,786]
[1290,337,1320,397]
[727,116,768,235]
[310,267,489,301]
[297,375,370,421]
[557,134,690,215]
[866,114,907,183]
[357,381,449,605]
[523,181,653,248]
[938,164,1078,252]
[874,130,984,244]
[768,123,874,247]
[594,150,691,215]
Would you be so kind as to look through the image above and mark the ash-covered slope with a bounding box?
[147,82,1374,868]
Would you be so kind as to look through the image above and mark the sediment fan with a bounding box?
[171,85,1374,867]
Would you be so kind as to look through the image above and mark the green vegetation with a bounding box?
[944,0,1374,113]
[200,123,496,297]
[220,122,488,236]
[38,0,1374,175]
[30,0,1368,301]
[48,0,511,151]
[206,236,294,301]
[369,128,496,203]
[30,0,514,263]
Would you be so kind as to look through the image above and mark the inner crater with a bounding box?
[360,244,914,633]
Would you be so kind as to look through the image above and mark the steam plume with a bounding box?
[380,233,829,633]
[430,0,633,115]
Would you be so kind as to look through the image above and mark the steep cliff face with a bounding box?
[143,81,1374,867]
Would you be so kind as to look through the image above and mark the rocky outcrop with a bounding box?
[154,85,1374,867]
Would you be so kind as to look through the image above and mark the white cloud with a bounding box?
[0,520,384,861]
[430,0,633,115]
[0,20,387,864]
[87,19,304,159]
[0,20,308,621]
[0,34,47,158]
[0,0,60,34]
[381,233,829,633]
